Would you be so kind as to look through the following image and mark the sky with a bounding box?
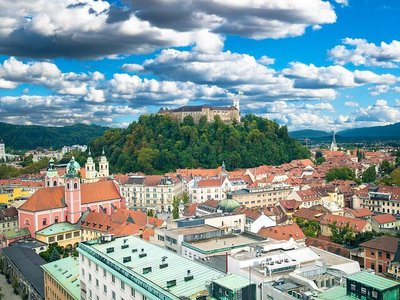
[0,0,400,131]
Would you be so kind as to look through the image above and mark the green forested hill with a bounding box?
[90,114,310,174]
[0,122,108,150]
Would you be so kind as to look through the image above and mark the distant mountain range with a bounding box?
[0,122,109,150]
[289,122,400,141]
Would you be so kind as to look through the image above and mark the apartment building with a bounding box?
[360,236,399,274]
[77,235,255,300]
[355,186,400,214]
[231,184,292,208]
[120,175,184,212]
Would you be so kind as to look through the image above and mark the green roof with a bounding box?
[212,274,252,291]
[217,198,240,213]
[347,271,400,291]
[36,222,80,236]
[2,227,30,239]
[79,236,249,299]
[317,286,352,300]
[41,256,80,300]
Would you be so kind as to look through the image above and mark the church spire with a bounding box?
[330,130,338,151]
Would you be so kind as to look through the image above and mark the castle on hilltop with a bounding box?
[158,97,240,123]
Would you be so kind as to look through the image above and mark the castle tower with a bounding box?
[0,139,6,162]
[330,131,338,151]
[233,91,242,122]
[65,157,81,224]
[98,147,109,178]
[85,148,96,181]
[45,158,59,187]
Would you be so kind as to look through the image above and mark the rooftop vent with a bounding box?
[106,247,114,253]
[184,270,194,282]
[139,248,147,258]
[132,248,137,253]
[143,267,152,274]
[167,279,176,288]
[121,244,129,249]
[123,256,131,263]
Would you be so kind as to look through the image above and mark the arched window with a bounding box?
[87,166,89,171]
[53,181,57,186]
[24,218,30,226]
[74,183,78,189]
[67,183,70,189]
[47,181,50,187]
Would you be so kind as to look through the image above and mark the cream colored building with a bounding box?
[231,184,292,208]
[120,175,185,212]
[42,256,80,300]
[158,104,240,123]
[35,222,81,248]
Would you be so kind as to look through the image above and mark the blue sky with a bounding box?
[0,0,399,131]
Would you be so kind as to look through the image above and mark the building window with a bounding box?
[371,250,375,256]
[121,281,125,290]
[378,251,382,257]
[42,218,47,226]
[54,217,58,223]
[112,274,115,283]
[96,279,99,287]
[112,291,116,300]
[104,284,107,293]
[89,274,92,282]
[131,287,135,297]
[95,264,98,272]
[378,265,383,273]
[386,253,391,259]
[103,269,106,278]
[372,291,378,299]
[361,287,366,294]
[74,183,78,189]
[350,284,356,291]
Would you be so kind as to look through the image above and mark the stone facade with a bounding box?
[159,105,240,123]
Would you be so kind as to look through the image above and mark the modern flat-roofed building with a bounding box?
[77,235,255,300]
[231,184,292,208]
[42,256,80,300]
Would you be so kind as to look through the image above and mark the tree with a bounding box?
[147,210,154,217]
[172,197,180,219]
[315,157,325,165]
[49,247,61,262]
[329,221,354,246]
[362,165,376,183]
[380,160,394,175]
[315,151,323,159]
[326,167,356,182]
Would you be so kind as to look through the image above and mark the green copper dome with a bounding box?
[66,156,80,173]
[217,198,240,213]
[66,157,79,178]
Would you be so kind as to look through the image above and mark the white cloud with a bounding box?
[329,38,400,68]
[353,99,400,123]
[282,62,398,89]
[345,101,359,107]
[0,0,340,59]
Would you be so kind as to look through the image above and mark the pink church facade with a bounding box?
[18,159,125,236]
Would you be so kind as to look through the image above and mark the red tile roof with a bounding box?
[321,214,368,233]
[279,200,301,211]
[293,207,327,221]
[19,180,122,212]
[372,214,397,224]
[296,189,321,202]
[360,236,399,253]
[197,178,224,187]
[257,223,305,241]
[234,206,275,220]
[344,208,373,218]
